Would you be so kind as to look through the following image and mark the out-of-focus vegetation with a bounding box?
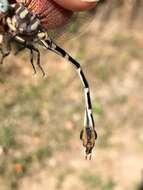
[0,0,143,190]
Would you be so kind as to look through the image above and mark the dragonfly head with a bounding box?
[80,126,97,160]
[0,0,9,14]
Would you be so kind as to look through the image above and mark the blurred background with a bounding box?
[0,0,143,190]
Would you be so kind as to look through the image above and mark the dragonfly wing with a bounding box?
[47,8,96,43]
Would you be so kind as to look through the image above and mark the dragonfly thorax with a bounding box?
[9,3,40,36]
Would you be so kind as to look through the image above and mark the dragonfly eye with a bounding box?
[0,0,9,13]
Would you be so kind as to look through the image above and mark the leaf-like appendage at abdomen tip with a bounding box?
[17,0,73,29]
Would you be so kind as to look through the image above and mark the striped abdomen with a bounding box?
[17,0,73,29]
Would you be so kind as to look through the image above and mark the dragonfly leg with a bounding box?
[25,44,45,77]
[40,39,97,158]
[15,46,26,55]
[15,45,37,74]
[29,48,37,75]
[14,36,45,76]
[29,45,46,77]
[0,49,10,64]
[0,35,11,64]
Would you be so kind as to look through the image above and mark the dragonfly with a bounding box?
[0,0,98,159]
